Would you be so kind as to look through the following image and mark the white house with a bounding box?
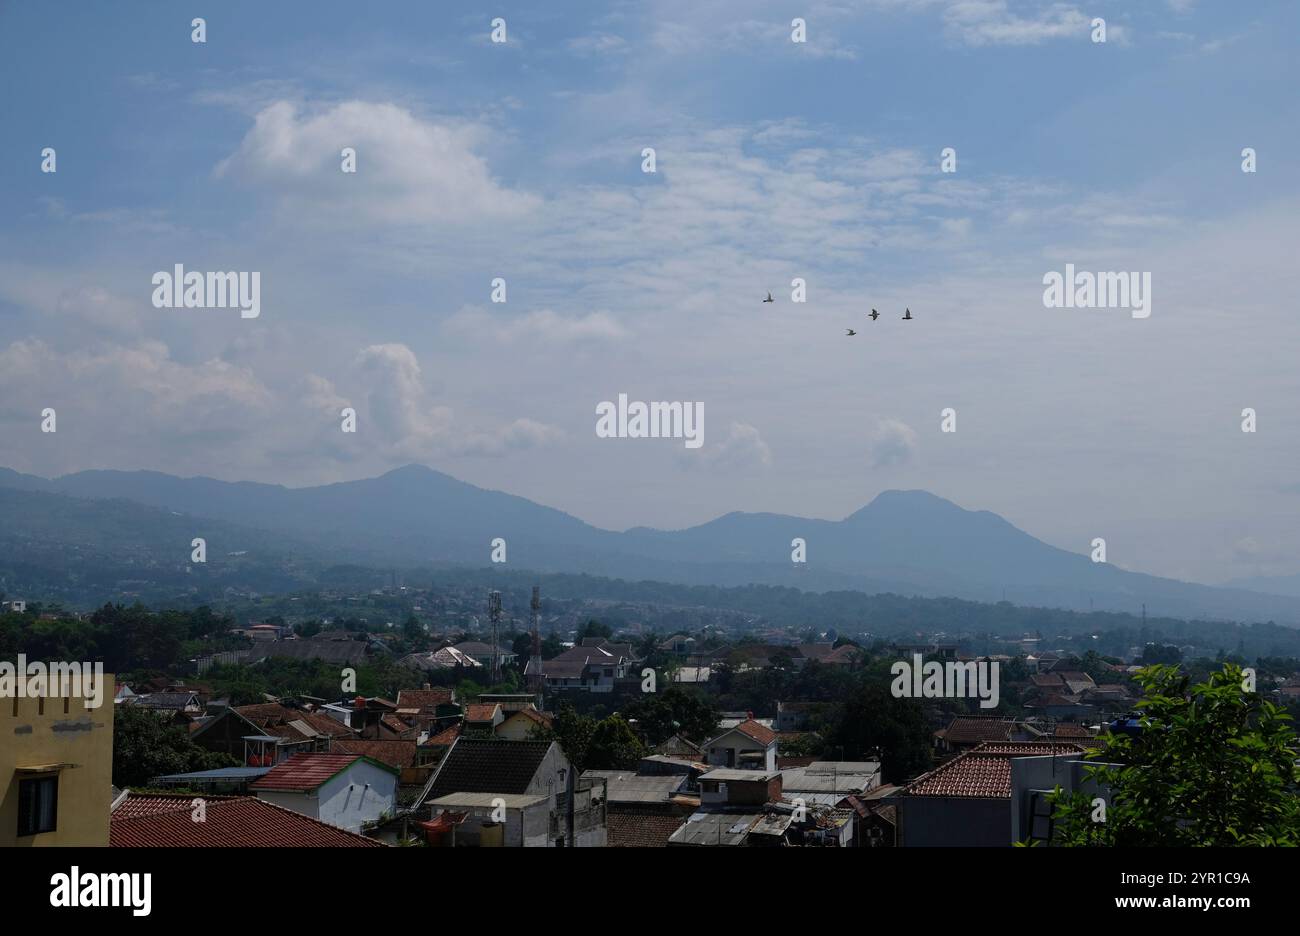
[250,752,398,833]
[704,718,778,772]
[524,639,635,693]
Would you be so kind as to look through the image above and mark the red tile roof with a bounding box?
[424,724,461,747]
[232,703,353,740]
[395,688,454,711]
[250,752,397,792]
[972,741,1087,755]
[940,715,1017,746]
[381,713,415,734]
[1032,692,1083,707]
[606,804,689,847]
[905,742,1087,799]
[465,703,501,723]
[330,738,418,770]
[1051,723,1097,739]
[733,718,777,746]
[111,793,238,820]
[111,796,384,847]
[824,644,863,665]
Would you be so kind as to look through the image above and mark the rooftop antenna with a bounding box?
[488,590,502,684]
[529,585,543,700]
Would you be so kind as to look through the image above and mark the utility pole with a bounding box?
[488,590,502,684]
[529,585,543,703]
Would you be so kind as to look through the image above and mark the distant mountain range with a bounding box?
[1223,572,1300,600]
[3,463,1300,624]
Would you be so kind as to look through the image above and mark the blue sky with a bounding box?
[2,0,1299,585]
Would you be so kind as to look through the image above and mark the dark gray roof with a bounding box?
[429,738,554,799]
[152,767,272,781]
[453,641,515,656]
[581,770,686,803]
[134,692,199,709]
[668,809,764,846]
[253,639,369,666]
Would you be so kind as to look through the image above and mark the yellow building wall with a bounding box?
[495,713,537,741]
[1,675,114,847]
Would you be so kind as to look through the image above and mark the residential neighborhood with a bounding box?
[5,583,1296,852]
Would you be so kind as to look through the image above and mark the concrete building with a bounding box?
[704,718,778,772]
[525,639,636,693]
[418,738,606,847]
[1010,751,1115,845]
[897,741,1087,847]
[1,672,114,846]
[250,752,399,833]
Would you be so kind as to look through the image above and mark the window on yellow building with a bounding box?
[18,775,58,836]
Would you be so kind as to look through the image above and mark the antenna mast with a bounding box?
[528,586,543,701]
[488,590,502,684]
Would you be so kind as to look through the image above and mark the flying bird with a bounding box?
[763,292,774,303]
[902,308,913,320]
[846,328,857,336]
[869,309,880,321]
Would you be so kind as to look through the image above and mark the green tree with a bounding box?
[113,704,238,787]
[533,703,597,771]
[1052,664,1300,846]
[1138,643,1182,665]
[623,687,720,745]
[576,620,612,642]
[826,680,932,783]
[585,715,646,769]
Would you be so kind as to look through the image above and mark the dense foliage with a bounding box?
[1051,664,1300,846]
[112,703,239,787]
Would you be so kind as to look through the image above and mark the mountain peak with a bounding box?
[382,463,438,478]
[845,489,963,522]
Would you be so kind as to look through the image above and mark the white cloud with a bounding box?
[943,1,1092,46]
[352,343,453,455]
[454,418,566,457]
[443,306,629,346]
[0,338,273,473]
[215,100,539,225]
[675,420,772,472]
[567,33,630,55]
[868,418,918,468]
[0,266,147,335]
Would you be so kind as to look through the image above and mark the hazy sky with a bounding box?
[1,0,1298,585]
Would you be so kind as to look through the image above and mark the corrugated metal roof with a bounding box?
[667,810,764,846]
[581,770,684,803]
[699,768,779,782]
[429,792,548,809]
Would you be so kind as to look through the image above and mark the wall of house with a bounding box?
[523,744,570,799]
[1010,756,1112,844]
[1,678,114,847]
[898,796,1009,847]
[706,735,776,771]
[523,801,553,845]
[569,790,607,848]
[316,761,398,832]
[435,801,553,846]
[254,789,322,822]
[496,715,540,741]
[712,778,779,806]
